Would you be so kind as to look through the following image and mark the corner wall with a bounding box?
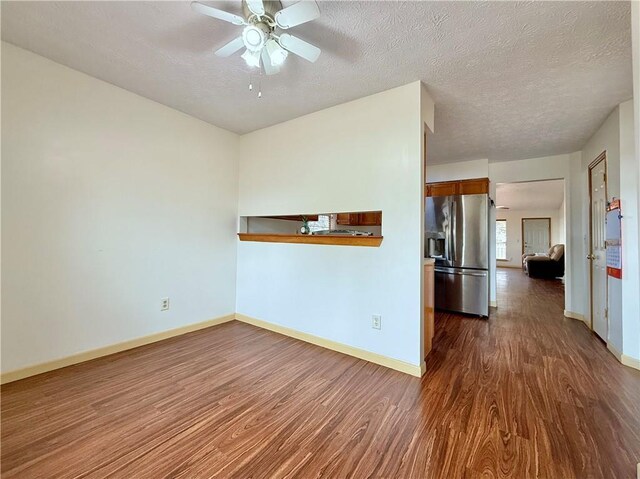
[1,43,240,373]
[236,82,431,367]
[619,100,639,361]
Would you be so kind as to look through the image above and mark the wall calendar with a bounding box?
[605,198,622,279]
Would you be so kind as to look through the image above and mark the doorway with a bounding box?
[521,218,551,255]
[494,179,566,307]
[588,152,607,340]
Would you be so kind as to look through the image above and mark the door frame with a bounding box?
[521,217,551,256]
[588,151,607,332]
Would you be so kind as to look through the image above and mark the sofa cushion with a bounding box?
[549,244,564,261]
[527,255,551,262]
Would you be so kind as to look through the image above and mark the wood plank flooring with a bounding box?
[2,268,640,478]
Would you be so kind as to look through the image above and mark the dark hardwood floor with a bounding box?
[2,268,640,478]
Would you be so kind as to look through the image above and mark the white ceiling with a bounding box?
[496,180,565,211]
[1,1,632,164]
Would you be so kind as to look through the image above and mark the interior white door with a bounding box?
[522,218,550,255]
[590,159,607,340]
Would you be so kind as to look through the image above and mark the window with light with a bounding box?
[496,220,507,260]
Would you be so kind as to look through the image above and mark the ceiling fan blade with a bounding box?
[191,2,246,25]
[215,36,245,57]
[261,48,281,75]
[278,33,321,63]
[246,0,265,16]
[274,1,320,29]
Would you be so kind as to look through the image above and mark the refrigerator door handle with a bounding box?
[448,213,452,261]
[451,199,457,262]
[435,268,488,277]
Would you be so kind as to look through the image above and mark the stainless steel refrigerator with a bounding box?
[425,194,489,317]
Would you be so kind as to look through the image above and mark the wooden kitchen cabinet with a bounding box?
[357,211,382,226]
[336,211,382,226]
[458,178,490,195]
[336,213,358,225]
[425,178,489,197]
[425,182,458,197]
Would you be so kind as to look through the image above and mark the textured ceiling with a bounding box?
[1,1,633,163]
[496,180,564,211]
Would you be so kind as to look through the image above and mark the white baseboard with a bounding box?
[606,340,640,371]
[621,354,640,371]
[0,314,236,384]
[235,313,424,377]
[489,300,498,308]
[607,342,623,361]
[2,312,426,384]
[564,310,586,323]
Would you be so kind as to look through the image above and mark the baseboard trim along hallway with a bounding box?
[608,343,640,371]
[235,314,425,377]
[621,355,640,371]
[0,314,236,384]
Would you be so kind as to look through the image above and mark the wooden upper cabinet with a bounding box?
[426,182,458,197]
[336,213,357,225]
[358,211,382,226]
[458,178,490,195]
[425,178,489,197]
[336,211,382,226]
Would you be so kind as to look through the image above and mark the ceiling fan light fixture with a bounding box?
[192,0,322,77]
[266,39,288,66]
[241,49,261,68]
[242,24,267,52]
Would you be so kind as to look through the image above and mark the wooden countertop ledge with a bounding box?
[237,233,383,247]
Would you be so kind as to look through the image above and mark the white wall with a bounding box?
[427,159,489,183]
[496,208,565,268]
[629,0,640,362]
[1,43,240,373]
[558,196,566,247]
[619,100,639,361]
[236,82,431,367]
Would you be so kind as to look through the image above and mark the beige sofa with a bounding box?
[522,244,565,278]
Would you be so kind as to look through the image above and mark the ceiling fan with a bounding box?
[191,0,321,75]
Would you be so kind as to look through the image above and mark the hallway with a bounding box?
[427,267,640,477]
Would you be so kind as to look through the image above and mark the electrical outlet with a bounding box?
[372,315,382,330]
[161,297,170,311]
